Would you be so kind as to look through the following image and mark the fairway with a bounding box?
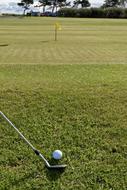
[0,17,127,65]
[0,17,127,190]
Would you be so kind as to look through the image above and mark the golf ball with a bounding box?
[52,150,62,160]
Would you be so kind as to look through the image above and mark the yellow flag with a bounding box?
[55,22,61,30]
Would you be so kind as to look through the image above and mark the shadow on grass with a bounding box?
[40,41,49,43]
[45,158,65,181]
[0,44,9,47]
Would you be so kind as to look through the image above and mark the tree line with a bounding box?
[58,7,127,18]
[18,0,127,15]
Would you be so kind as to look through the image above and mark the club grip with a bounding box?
[34,149,40,156]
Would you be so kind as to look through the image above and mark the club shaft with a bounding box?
[0,111,36,150]
[0,111,50,167]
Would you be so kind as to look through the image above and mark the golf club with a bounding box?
[0,111,67,170]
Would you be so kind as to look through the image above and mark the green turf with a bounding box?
[0,18,127,190]
[0,17,127,65]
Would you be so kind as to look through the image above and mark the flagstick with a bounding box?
[55,26,57,41]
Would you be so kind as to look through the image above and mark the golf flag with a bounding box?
[54,22,61,41]
[55,22,62,31]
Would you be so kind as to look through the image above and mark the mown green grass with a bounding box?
[0,18,127,190]
[0,17,127,65]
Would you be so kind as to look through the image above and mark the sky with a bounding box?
[0,0,105,14]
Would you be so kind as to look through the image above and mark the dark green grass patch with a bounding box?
[0,64,127,190]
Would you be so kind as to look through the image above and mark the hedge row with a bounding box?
[58,8,127,18]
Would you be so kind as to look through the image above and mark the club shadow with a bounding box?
[45,158,65,181]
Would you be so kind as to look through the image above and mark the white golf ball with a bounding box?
[52,150,62,160]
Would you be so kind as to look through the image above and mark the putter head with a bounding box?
[47,164,67,170]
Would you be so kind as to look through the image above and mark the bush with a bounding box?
[104,8,124,18]
[58,7,127,19]
[78,8,92,18]
[122,8,127,18]
[90,8,105,18]
[58,8,77,17]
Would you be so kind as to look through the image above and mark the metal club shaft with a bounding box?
[0,111,67,170]
[0,111,49,167]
